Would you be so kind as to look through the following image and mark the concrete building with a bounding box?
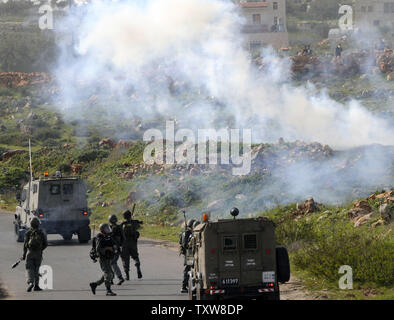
[237,0,289,50]
[354,0,394,35]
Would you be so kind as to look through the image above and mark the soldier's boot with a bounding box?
[125,271,130,281]
[89,282,98,295]
[117,277,125,285]
[105,284,117,296]
[33,285,43,291]
[180,286,188,294]
[27,283,34,292]
[136,263,142,279]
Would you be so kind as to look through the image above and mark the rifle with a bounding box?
[11,258,23,269]
[183,210,187,232]
[130,203,143,225]
[180,210,187,256]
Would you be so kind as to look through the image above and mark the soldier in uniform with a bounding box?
[89,223,117,296]
[22,217,48,292]
[179,219,195,293]
[108,214,125,285]
[120,210,143,280]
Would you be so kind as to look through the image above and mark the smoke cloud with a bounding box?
[49,0,394,213]
[54,0,393,148]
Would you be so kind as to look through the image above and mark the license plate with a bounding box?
[221,278,239,286]
[262,271,275,283]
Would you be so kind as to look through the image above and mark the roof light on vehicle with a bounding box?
[202,213,209,222]
[268,282,274,287]
[44,171,49,177]
[83,211,88,216]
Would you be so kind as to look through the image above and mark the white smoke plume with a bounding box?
[54,0,394,149]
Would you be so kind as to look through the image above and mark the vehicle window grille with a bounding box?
[244,234,257,249]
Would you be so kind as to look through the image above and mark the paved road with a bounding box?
[0,211,308,300]
[0,211,185,300]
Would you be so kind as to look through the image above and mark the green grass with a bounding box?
[261,197,394,300]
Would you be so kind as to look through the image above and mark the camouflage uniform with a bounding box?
[120,219,142,279]
[23,227,47,291]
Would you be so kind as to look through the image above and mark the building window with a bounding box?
[273,2,278,10]
[274,16,278,25]
[361,6,366,13]
[373,20,380,26]
[252,14,261,24]
[368,6,373,12]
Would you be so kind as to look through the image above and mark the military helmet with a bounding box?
[192,220,200,229]
[108,214,118,224]
[123,210,132,220]
[99,223,112,234]
[30,217,40,229]
[187,219,195,228]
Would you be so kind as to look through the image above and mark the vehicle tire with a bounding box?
[188,276,196,300]
[78,226,91,243]
[276,246,290,283]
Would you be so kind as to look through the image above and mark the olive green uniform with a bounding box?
[93,233,116,287]
[179,229,192,290]
[23,228,48,286]
[120,219,142,278]
[109,223,124,280]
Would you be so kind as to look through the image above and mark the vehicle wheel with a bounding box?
[78,226,91,243]
[188,276,196,300]
[276,246,290,283]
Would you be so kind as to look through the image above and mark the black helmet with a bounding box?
[123,210,132,220]
[108,214,118,224]
[230,207,239,217]
[30,217,40,229]
[187,219,196,228]
[192,221,200,229]
[99,223,112,234]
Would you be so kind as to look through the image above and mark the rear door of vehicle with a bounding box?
[240,231,262,286]
[218,233,241,288]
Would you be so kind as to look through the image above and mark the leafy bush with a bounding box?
[292,223,394,286]
[33,127,61,142]
[75,148,110,163]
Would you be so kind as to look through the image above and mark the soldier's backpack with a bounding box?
[28,229,43,251]
[122,221,139,241]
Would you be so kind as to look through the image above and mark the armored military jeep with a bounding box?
[14,173,91,243]
[186,210,290,300]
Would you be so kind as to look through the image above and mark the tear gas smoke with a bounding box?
[51,0,393,213]
[54,0,394,148]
